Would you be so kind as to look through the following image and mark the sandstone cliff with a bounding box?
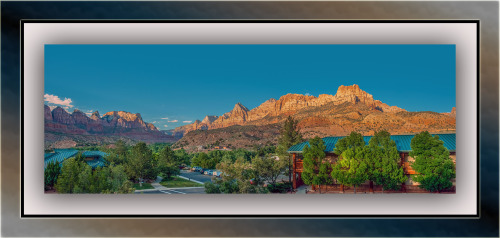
[45,106,175,148]
[174,84,407,136]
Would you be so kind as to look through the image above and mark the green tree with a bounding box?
[252,156,286,185]
[366,131,407,191]
[215,157,266,194]
[204,181,221,194]
[44,161,60,190]
[276,116,304,184]
[115,140,128,158]
[106,140,128,165]
[109,164,134,193]
[331,132,368,193]
[302,136,329,193]
[157,145,180,179]
[334,131,365,156]
[331,146,369,193]
[54,157,134,194]
[126,142,156,183]
[74,164,93,193]
[55,158,83,193]
[191,152,216,169]
[410,131,456,192]
[174,149,191,165]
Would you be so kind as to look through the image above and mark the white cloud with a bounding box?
[161,117,169,120]
[163,125,168,128]
[85,112,92,116]
[44,94,73,108]
[168,120,178,123]
[183,121,192,123]
[152,121,157,123]
[305,93,311,96]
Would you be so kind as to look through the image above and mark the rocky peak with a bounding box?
[202,115,219,124]
[52,106,74,124]
[333,84,374,104]
[232,102,249,113]
[103,111,142,122]
[72,109,90,124]
[450,107,456,117]
[146,123,158,131]
[91,111,100,120]
[231,103,249,118]
[44,105,52,121]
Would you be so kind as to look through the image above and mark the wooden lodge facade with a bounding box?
[287,134,456,193]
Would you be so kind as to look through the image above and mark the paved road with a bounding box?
[180,170,215,183]
[136,187,206,194]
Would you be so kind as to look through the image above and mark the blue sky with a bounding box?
[44,44,456,130]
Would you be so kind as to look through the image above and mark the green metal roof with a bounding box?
[44,150,108,169]
[287,133,456,153]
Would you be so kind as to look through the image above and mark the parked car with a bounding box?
[199,168,206,174]
[213,170,222,177]
[204,170,213,175]
[192,166,202,172]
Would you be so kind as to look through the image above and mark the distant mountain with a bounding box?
[45,106,176,148]
[173,85,456,152]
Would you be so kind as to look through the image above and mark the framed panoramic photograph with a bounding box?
[3,1,498,237]
[22,20,478,217]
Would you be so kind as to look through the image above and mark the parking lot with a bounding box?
[179,170,216,183]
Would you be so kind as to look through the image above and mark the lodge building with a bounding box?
[287,133,456,192]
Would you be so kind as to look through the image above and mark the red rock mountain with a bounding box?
[45,106,175,148]
[174,84,407,136]
[173,85,455,152]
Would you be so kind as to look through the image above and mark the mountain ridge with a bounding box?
[172,85,455,152]
[44,105,175,148]
[174,84,410,136]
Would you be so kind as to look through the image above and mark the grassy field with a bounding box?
[132,183,154,190]
[160,176,202,188]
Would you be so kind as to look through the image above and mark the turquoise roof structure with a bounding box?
[287,133,456,153]
[44,150,108,169]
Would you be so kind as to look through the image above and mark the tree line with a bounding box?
[44,141,191,193]
[302,131,456,193]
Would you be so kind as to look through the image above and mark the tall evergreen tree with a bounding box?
[410,131,456,192]
[44,161,61,190]
[366,131,407,191]
[331,132,368,193]
[276,116,304,184]
[331,146,368,193]
[302,136,329,193]
[157,145,180,179]
[55,158,83,193]
[126,142,156,184]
